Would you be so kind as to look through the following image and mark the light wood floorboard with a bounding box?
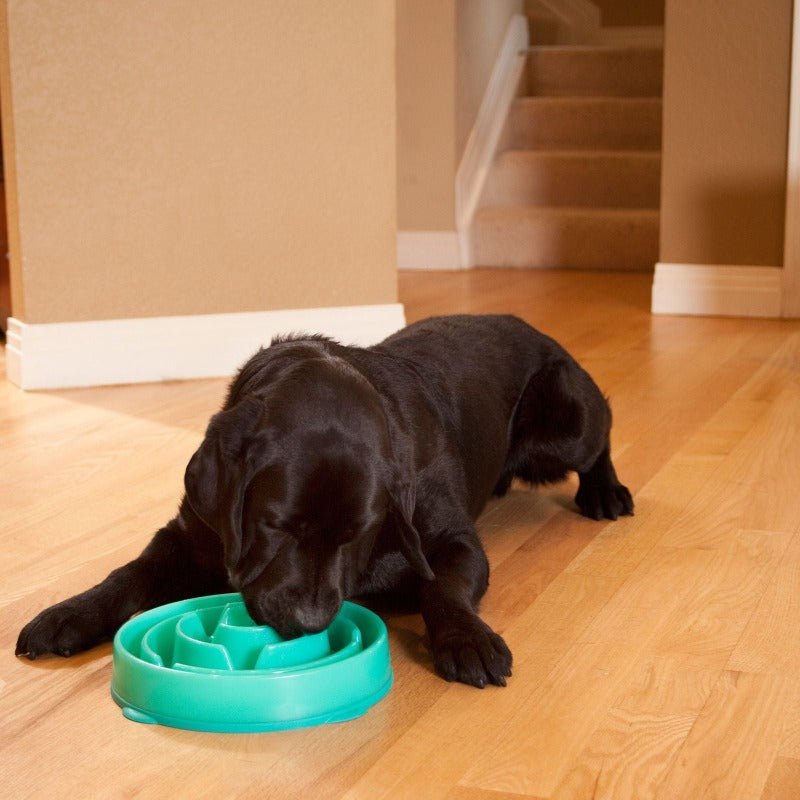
[2,269,799,799]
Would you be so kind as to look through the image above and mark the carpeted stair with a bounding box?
[471,32,663,270]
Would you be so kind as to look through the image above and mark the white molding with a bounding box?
[5,303,406,390]
[455,13,529,267]
[651,263,783,318]
[396,231,461,271]
[782,0,800,317]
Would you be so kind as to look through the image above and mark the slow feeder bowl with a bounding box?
[111,593,393,732]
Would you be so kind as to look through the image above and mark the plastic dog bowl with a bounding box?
[111,593,393,732]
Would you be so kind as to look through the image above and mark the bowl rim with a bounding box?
[113,593,389,678]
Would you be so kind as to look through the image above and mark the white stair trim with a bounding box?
[6,303,406,390]
[396,230,462,271]
[456,13,529,267]
[651,263,783,318]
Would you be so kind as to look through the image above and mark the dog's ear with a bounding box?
[184,396,267,569]
[390,478,435,581]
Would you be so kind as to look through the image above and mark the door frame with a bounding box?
[783,0,800,316]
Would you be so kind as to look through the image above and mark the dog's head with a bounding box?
[183,354,433,638]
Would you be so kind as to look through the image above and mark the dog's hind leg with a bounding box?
[575,444,633,520]
[16,502,228,659]
[502,358,633,519]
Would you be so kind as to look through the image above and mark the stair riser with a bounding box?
[527,48,663,97]
[471,212,659,270]
[505,99,662,150]
[482,154,661,209]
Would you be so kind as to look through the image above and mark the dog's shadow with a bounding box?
[355,594,433,670]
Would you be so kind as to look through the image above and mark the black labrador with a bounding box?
[16,314,632,688]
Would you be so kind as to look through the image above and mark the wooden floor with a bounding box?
[2,269,800,799]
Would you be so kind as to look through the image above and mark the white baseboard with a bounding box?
[396,231,462,270]
[651,263,783,318]
[5,303,406,390]
[456,14,529,267]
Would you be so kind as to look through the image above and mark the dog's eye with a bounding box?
[258,515,306,540]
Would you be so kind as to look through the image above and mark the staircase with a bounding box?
[470,31,664,270]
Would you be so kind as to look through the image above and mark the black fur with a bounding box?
[16,314,632,687]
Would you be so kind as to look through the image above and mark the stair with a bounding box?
[527,45,663,97]
[472,207,659,269]
[503,97,661,151]
[471,34,664,271]
[482,150,661,209]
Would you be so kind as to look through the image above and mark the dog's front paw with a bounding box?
[431,616,512,688]
[16,600,107,659]
[575,480,634,521]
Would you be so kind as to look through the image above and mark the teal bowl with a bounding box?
[111,593,393,732]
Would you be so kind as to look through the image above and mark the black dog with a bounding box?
[16,315,632,687]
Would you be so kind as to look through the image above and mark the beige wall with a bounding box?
[1,0,397,324]
[660,0,792,267]
[396,0,521,231]
[593,0,663,27]
[396,0,456,231]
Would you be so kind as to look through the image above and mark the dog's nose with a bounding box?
[243,599,335,638]
[245,605,303,639]
[291,602,338,634]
